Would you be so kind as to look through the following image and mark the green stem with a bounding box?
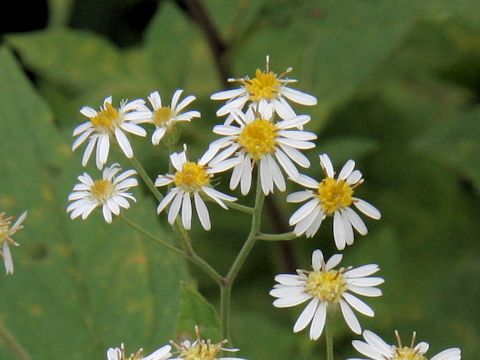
[221,171,265,341]
[326,311,334,360]
[0,320,31,360]
[256,232,297,241]
[126,156,223,285]
[224,201,255,214]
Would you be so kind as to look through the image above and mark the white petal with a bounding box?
[115,128,133,158]
[339,160,355,180]
[229,162,243,190]
[415,342,429,354]
[267,155,286,192]
[345,264,380,278]
[148,91,162,109]
[353,198,381,220]
[309,302,327,340]
[341,209,355,246]
[157,189,178,214]
[273,293,311,308]
[325,254,343,271]
[292,174,318,189]
[181,193,192,229]
[98,134,110,166]
[168,192,183,224]
[155,176,174,187]
[171,89,183,110]
[194,193,211,230]
[294,298,319,333]
[72,129,93,151]
[272,97,296,120]
[319,154,334,177]
[210,88,245,100]
[3,242,13,274]
[240,157,253,195]
[81,137,97,167]
[276,137,315,150]
[347,170,363,185]
[340,300,361,334]
[348,277,384,287]
[351,339,386,360]
[276,115,311,129]
[430,348,461,360]
[333,211,346,250]
[345,207,368,235]
[312,249,324,271]
[348,285,382,297]
[305,211,324,238]
[121,122,147,137]
[175,94,196,113]
[362,330,393,357]
[275,149,299,178]
[287,191,314,203]
[281,87,317,106]
[274,274,304,286]
[279,144,310,168]
[342,293,374,317]
[143,345,172,360]
[260,158,273,195]
[102,205,112,223]
[294,206,320,236]
[289,199,318,225]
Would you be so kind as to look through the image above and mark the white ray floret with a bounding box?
[169,325,246,360]
[156,145,237,231]
[270,249,383,340]
[0,211,27,274]
[73,96,151,169]
[67,163,138,223]
[107,342,172,360]
[287,153,381,250]
[147,90,201,145]
[205,107,316,195]
[349,330,461,360]
[211,56,317,119]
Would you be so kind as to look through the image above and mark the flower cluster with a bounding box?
[0,211,27,274]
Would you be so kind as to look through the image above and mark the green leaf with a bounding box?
[0,46,187,359]
[176,282,221,341]
[6,29,129,93]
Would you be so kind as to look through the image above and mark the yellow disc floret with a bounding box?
[90,102,120,131]
[238,119,277,160]
[91,180,114,203]
[174,162,211,191]
[0,213,11,241]
[305,270,347,303]
[244,69,281,102]
[393,347,427,360]
[317,178,353,215]
[153,106,173,127]
[180,341,222,360]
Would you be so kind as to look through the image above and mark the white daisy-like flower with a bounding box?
[287,153,381,250]
[270,249,383,340]
[156,145,237,231]
[204,107,316,195]
[107,343,172,360]
[349,330,461,360]
[0,211,27,274]
[170,326,246,360]
[73,96,151,169]
[211,56,317,120]
[147,90,201,145]
[67,163,138,223]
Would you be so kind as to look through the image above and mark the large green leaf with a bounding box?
[0,47,188,359]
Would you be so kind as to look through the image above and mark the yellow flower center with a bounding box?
[153,106,173,127]
[393,347,427,360]
[0,213,11,241]
[91,180,114,203]
[317,178,353,215]
[180,342,222,360]
[90,102,120,131]
[238,119,277,160]
[244,69,281,102]
[305,270,347,303]
[174,162,211,191]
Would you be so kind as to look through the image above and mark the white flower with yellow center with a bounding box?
[107,343,172,360]
[349,330,461,360]
[67,163,138,223]
[211,56,317,120]
[73,96,151,169]
[0,211,27,274]
[147,90,201,145]
[205,107,316,195]
[170,326,246,360]
[288,154,381,250]
[270,249,383,340]
[156,145,237,231]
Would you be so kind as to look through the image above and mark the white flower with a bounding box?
[67,163,138,223]
[204,107,316,195]
[349,330,461,360]
[211,56,317,120]
[147,90,201,145]
[170,326,246,360]
[107,343,172,360]
[287,154,381,250]
[73,96,151,169]
[156,145,237,231]
[0,211,27,274]
[270,249,383,340]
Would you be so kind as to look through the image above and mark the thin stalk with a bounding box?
[221,172,265,340]
[256,232,297,241]
[128,155,163,202]
[120,216,223,285]
[0,320,31,360]
[326,310,334,360]
[224,201,255,214]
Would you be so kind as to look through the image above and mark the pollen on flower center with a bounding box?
[174,162,210,191]
[238,119,277,160]
[0,213,11,240]
[244,69,280,102]
[393,347,427,360]
[305,270,347,303]
[91,179,114,202]
[317,178,354,215]
[180,342,221,360]
[90,103,120,131]
[153,106,173,126]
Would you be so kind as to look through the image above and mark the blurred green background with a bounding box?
[1,0,480,358]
